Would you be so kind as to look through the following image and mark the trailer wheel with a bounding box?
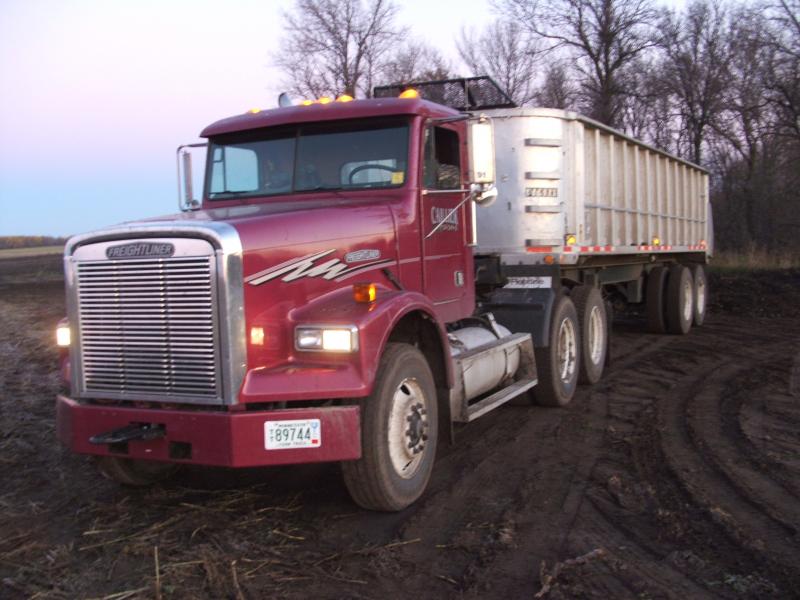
[572,286,607,385]
[692,265,708,326]
[666,264,694,335]
[341,343,437,511]
[646,266,668,333]
[533,295,580,407]
[96,457,178,487]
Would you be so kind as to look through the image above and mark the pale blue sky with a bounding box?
[0,0,683,237]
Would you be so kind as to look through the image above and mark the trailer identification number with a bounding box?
[504,276,552,289]
[525,187,558,198]
[265,419,321,450]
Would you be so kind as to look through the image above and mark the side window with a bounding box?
[210,146,258,194]
[423,127,462,190]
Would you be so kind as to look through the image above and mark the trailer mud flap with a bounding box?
[484,287,556,348]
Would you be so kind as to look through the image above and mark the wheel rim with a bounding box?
[387,377,429,479]
[682,278,694,322]
[696,277,706,317]
[587,305,605,365]
[557,317,577,383]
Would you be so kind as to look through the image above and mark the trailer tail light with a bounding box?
[353,283,377,303]
[56,323,71,347]
[652,237,661,246]
[565,234,577,246]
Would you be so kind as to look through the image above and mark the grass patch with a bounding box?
[711,246,800,272]
[0,245,64,259]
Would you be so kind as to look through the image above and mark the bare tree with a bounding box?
[493,0,661,127]
[535,60,578,108]
[273,0,406,98]
[457,20,540,105]
[657,0,733,164]
[381,41,451,86]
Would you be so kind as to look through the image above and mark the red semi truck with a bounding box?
[56,78,710,511]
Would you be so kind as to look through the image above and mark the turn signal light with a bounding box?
[353,283,377,303]
[250,327,265,346]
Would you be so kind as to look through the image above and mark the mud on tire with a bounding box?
[341,343,438,511]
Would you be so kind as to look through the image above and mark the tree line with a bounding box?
[0,236,67,250]
[274,0,800,254]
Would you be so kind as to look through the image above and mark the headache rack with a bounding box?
[373,76,517,111]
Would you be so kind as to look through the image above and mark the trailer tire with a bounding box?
[571,286,607,385]
[341,343,437,511]
[666,264,694,335]
[96,457,178,487]
[533,295,580,407]
[692,264,708,326]
[646,266,668,333]
[605,299,613,369]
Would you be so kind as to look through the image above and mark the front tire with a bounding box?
[342,343,438,511]
[533,295,580,407]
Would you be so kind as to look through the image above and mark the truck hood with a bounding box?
[129,197,396,254]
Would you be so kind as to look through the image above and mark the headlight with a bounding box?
[56,324,71,347]
[295,326,359,353]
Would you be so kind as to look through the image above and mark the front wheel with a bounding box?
[533,295,580,407]
[341,343,438,511]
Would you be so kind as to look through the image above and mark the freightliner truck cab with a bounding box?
[56,79,542,511]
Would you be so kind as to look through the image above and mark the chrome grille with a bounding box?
[75,248,220,400]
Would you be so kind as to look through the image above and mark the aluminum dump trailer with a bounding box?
[477,108,711,261]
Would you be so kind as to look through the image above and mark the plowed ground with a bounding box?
[1,255,799,599]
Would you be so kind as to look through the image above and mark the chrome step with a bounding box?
[464,377,538,422]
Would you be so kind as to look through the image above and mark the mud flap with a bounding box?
[484,287,556,348]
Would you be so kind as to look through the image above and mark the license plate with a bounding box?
[265,419,321,450]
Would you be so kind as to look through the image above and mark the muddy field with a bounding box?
[1,254,799,599]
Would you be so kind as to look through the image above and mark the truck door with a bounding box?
[421,125,470,322]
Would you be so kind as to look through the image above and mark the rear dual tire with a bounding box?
[571,286,608,385]
[533,295,580,407]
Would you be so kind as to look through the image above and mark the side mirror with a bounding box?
[176,143,207,212]
[471,183,498,207]
[467,117,496,185]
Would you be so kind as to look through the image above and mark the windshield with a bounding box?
[206,119,409,200]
